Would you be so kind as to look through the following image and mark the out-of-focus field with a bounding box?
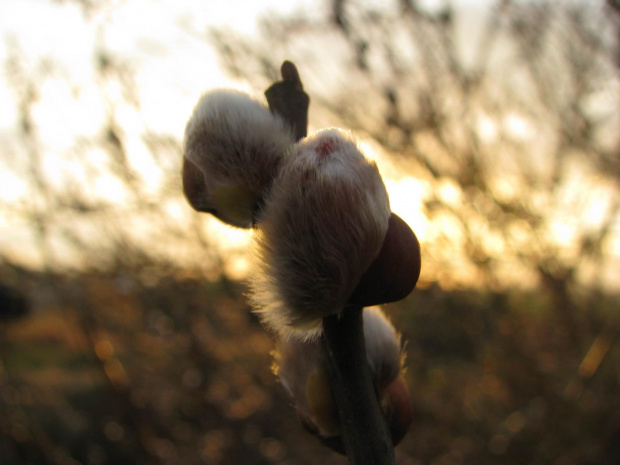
[1,262,618,465]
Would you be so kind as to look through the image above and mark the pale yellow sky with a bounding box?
[0,0,432,275]
[0,0,315,132]
[0,0,618,290]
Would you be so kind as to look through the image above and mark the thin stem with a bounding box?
[266,61,395,465]
[321,306,396,465]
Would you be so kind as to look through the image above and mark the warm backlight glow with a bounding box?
[384,177,429,243]
[0,0,618,290]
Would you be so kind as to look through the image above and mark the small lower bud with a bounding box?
[381,375,413,447]
[274,307,411,452]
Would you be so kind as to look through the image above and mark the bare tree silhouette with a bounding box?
[209,0,620,349]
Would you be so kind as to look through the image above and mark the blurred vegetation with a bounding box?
[1,262,619,464]
[1,0,620,464]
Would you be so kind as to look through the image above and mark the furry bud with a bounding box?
[250,129,391,337]
[274,307,412,451]
[183,89,295,228]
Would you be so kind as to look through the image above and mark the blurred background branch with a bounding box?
[1,0,619,464]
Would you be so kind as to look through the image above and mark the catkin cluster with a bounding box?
[183,89,393,339]
[182,86,419,451]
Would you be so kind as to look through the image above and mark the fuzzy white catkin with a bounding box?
[250,129,391,338]
[183,89,295,227]
[275,307,402,436]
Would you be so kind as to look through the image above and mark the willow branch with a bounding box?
[265,61,396,465]
[321,307,396,464]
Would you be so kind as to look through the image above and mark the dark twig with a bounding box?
[265,61,310,140]
[265,61,396,465]
[322,307,396,465]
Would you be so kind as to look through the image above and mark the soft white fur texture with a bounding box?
[183,89,294,227]
[363,307,403,390]
[250,129,391,338]
[275,306,402,437]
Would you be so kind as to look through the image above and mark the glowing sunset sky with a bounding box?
[0,0,618,290]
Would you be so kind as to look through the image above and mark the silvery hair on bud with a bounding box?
[183,89,294,224]
[250,129,391,339]
[275,307,403,434]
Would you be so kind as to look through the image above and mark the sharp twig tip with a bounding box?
[281,61,302,88]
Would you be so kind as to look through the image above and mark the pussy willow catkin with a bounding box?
[183,89,294,227]
[250,129,391,338]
